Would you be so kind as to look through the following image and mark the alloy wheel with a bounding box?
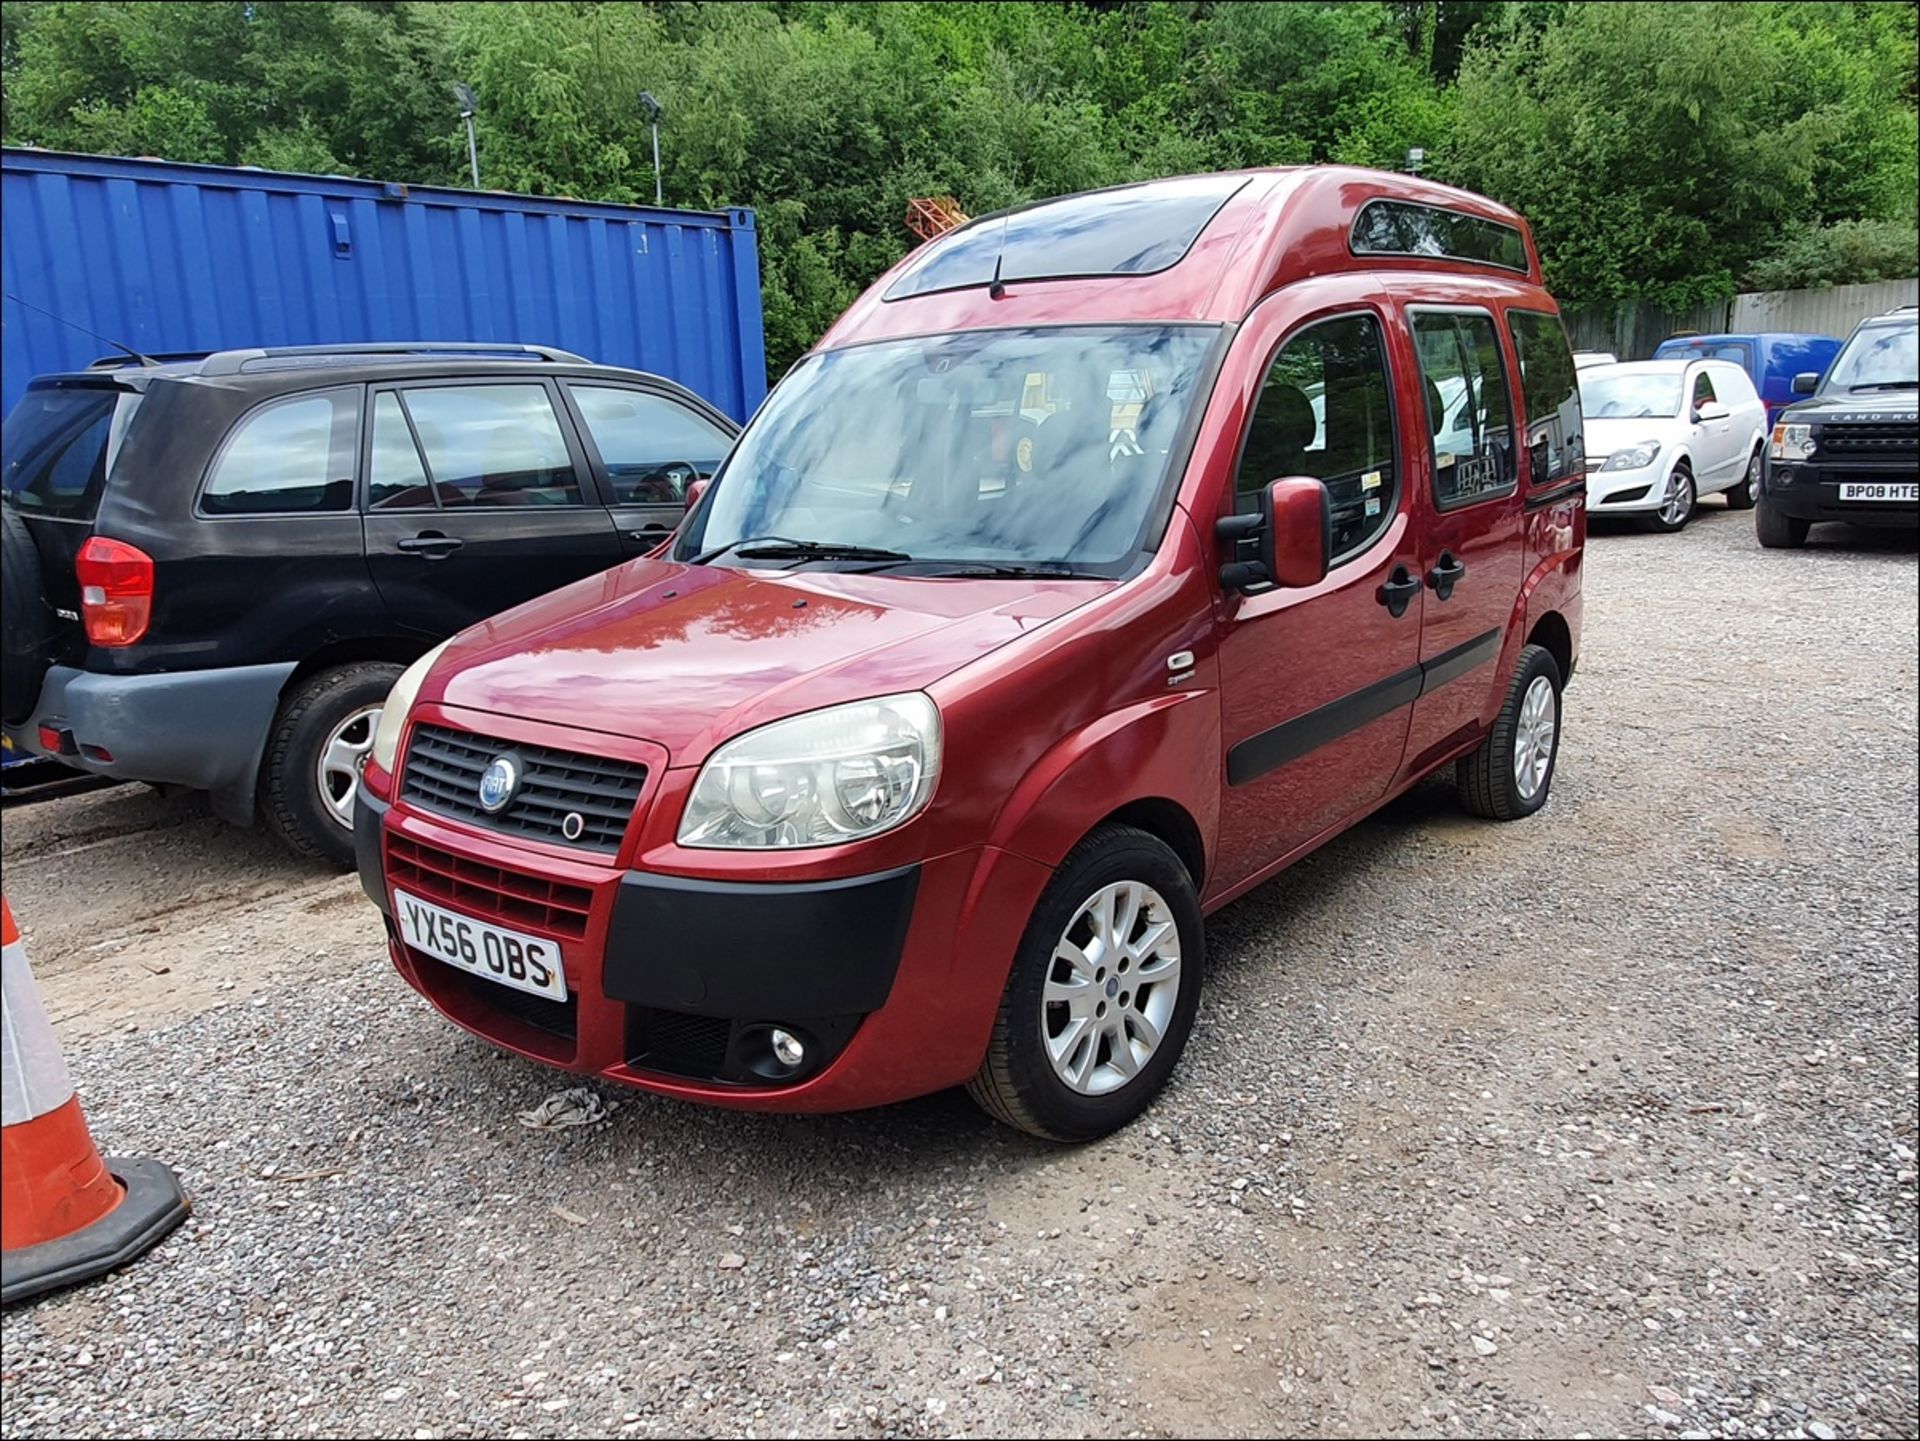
[1042,880,1182,1096]
[1513,675,1557,801]
[315,705,381,831]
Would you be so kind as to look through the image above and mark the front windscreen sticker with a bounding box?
[1365,495,1382,516]
[1436,451,1456,468]
[1361,469,1383,490]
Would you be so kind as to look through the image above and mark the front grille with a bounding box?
[387,832,594,940]
[626,1006,735,1079]
[402,724,646,854]
[1815,422,1917,458]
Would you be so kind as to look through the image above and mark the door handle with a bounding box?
[1425,551,1467,601]
[1377,566,1420,618]
[397,532,463,558]
[626,526,672,543]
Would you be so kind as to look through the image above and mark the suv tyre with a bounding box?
[261,663,402,865]
[967,825,1203,1141]
[2,508,57,725]
[1755,497,1810,549]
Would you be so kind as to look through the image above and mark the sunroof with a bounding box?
[885,175,1249,301]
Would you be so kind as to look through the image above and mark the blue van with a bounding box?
[1652,332,1843,427]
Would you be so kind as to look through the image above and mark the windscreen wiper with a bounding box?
[1847,381,1918,391]
[694,534,912,565]
[880,560,1109,580]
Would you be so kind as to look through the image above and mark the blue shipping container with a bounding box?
[1,148,767,421]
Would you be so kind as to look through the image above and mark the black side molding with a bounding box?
[1524,477,1586,512]
[1226,667,1423,785]
[1227,627,1503,786]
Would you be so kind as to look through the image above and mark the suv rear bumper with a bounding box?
[2,662,294,824]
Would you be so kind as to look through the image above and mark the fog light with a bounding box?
[769,1028,806,1069]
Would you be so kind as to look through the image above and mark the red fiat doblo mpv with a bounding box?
[355,168,1586,1140]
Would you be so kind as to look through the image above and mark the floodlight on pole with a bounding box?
[1405,146,1426,176]
[638,91,664,207]
[453,83,480,189]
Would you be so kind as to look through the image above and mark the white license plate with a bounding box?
[1839,482,1918,502]
[393,889,568,1003]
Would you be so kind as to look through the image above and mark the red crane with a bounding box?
[905,196,968,243]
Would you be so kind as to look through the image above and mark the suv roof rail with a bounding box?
[194,341,590,376]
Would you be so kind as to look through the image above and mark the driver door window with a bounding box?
[1692,371,1717,411]
[1234,312,1398,563]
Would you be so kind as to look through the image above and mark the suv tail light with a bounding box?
[75,537,154,646]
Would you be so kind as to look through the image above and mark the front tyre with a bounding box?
[1643,462,1696,533]
[1726,446,1761,510]
[1755,497,1810,549]
[261,662,402,865]
[1456,644,1563,821]
[967,825,1203,1141]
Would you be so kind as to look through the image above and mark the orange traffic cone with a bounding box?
[2,896,187,1305]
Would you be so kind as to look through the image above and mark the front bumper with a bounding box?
[2,662,294,824]
[1585,462,1669,513]
[356,786,1053,1113]
[1761,460,1919,528]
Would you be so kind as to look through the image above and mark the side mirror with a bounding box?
[1693,401,1729,423]
[1216,477,1331,594]
[1791,371,1819,395]
[684,476,711,513]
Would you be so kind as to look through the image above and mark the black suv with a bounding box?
[1757,304,1918,548]
[2,342,737,862]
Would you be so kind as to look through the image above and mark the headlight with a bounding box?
[370,640,451,774]
[1600,441,1662,471]
[679,693,941,849]
[1770,422,1814,461]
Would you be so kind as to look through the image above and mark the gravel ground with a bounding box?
[2,504,1916,1440]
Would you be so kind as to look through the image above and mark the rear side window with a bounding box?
[397,385,582,508]
[568,386,732,505]
[1412,311,1516,508]
[1506,310,1585,485]
[2,386,141,520]
[201,390,358,515]
[1235,313,1397,562]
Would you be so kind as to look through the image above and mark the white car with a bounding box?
[1578,359,1768,531]
[1572,350,1618,370]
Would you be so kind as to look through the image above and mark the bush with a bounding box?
[1745,219,1920,292]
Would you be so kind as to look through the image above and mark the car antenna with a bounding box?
[3,291,160,366]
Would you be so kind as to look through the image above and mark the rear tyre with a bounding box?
[1755,497,1810,549]
[1725,446,1761,510]
[261,663,402,866]
[966,825,1203,1141]
[2,507,58,726]
[1456,644,1563,822]
[1642,462,1696,533]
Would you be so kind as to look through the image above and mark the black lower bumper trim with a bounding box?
[355,790,390,915]
[605,864,919,1018]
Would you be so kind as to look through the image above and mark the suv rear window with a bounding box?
[2,385,142,520]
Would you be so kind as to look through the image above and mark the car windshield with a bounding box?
[2,385,143,520]
[1578,370,1681,419]
[680,326,1220,573]
[1824,321,1918,391]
